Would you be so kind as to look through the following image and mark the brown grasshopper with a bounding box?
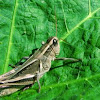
[0,36,80,96]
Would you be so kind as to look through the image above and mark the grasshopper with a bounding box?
[0,36,80,96]
[0,3,81,96]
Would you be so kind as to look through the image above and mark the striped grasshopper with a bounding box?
[0,2,81,96]
[0,36,80,96]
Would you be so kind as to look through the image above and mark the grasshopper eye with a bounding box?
[53,39,58,46]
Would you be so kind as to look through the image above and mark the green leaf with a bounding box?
[0,0,100,100]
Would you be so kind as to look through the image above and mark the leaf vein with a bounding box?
[60,7,100,42]
[3,0,18,73]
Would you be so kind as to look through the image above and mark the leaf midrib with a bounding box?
[41,73,100,91]
[3,0,18,73]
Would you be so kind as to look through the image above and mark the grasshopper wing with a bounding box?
[0,59,38,81]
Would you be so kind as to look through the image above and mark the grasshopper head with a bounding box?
[47,37,60,56]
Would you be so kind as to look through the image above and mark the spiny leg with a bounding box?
[9,64,16,68]
[54,57,82,62]
[9,56,29,68]
[17,56,29,65]
[36,60,43,93]
[36,60,50,92]
[22,84,33,91]
[37,74,41,93]
[50,58,82,71]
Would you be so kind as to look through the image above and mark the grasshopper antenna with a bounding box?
[54,4,57,37]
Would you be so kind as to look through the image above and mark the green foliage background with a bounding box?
[0,0,100,100]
